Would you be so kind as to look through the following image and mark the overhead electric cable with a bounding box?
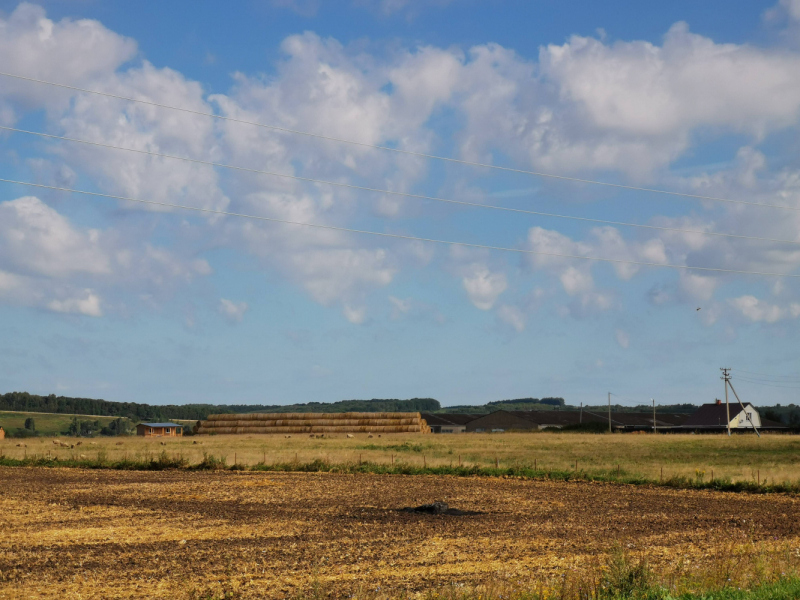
[733,369,800,380]
[4,124,800,247]
[732,378,800,390]
[1,177,798,279]
[1,71,797,212]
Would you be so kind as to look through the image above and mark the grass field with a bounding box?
[2,431,800,486]
[0,410,138,436]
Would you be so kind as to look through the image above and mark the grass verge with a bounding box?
[0,454,798,495]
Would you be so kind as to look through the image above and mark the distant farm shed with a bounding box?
[682,401,768,431]
[421,413,479,433]
[195,412,430,434]
[136,422,183,437]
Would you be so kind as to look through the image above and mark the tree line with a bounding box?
[0,391,441,421]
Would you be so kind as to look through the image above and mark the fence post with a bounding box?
[459,454,461,466]
[495,457,499,468]
[660,466,663,482]
[424,455,427,468]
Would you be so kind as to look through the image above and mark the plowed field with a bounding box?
[0,467,799,599]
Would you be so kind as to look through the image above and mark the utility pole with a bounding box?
[608,392,612,433]
[721,368,731,437]
[580,402,583,424]
[652,398,656,433]
[727,377,761,439]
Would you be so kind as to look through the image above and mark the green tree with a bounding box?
[24,417,35,431]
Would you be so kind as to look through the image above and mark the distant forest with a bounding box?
[3,391,798,425]
[0,392,441,421]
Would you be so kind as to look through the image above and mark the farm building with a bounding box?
[421,413,479,433]
[136,422,183,437]
[464,410,691,432]
[682,400,767,431]
[195,412,430,434]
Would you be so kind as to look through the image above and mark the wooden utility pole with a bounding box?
[580,402,583,424]
[722,368,731,437]
[608,392,612,433]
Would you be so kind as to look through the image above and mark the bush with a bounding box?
[24,417,35,431]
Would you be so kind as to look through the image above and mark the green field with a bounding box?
[0,410,139,436]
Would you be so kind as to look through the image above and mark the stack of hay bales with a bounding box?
[195,412,430,435]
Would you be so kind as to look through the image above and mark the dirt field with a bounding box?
[1,467,799,599]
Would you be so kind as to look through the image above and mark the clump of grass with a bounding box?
[356,442,426,453]
[195,452,227,470]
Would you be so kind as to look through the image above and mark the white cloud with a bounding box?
[461,265,507,310]
[729,295,795,323]
[219,299,248,323]
[497,304,526,332]
[0,4,137,123]
[0,196,110,278]
[0,195,211,315]
[452,23,800,179]
[1,4,799,331]
[47,290,102,317]
[615,329,630,349]
[342,304,367,324]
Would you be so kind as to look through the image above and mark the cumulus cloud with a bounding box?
[729,295,800,323]
[1,3,799,330]
[0,195,211,315]
[0,196,110,278]
[461,265,507,310]
[0,3,137,122]
[219,299,248,323]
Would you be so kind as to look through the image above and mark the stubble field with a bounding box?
[1,467,800,599]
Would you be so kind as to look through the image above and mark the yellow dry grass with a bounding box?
[2,431,799,484]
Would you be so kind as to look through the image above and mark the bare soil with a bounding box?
[0,467,799,598]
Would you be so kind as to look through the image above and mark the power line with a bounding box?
[2,177,798,279]
[1,70,798,212]
[733,369,800,381]
[732,377,800,390]
[4,124,800,247]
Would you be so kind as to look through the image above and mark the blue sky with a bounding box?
[0,0,799,408]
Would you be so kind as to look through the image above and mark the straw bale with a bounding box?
[203,411,422,423]
[197,424,423,435]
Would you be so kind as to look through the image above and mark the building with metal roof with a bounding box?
[136,422,183,437]
[421,413,479,433]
